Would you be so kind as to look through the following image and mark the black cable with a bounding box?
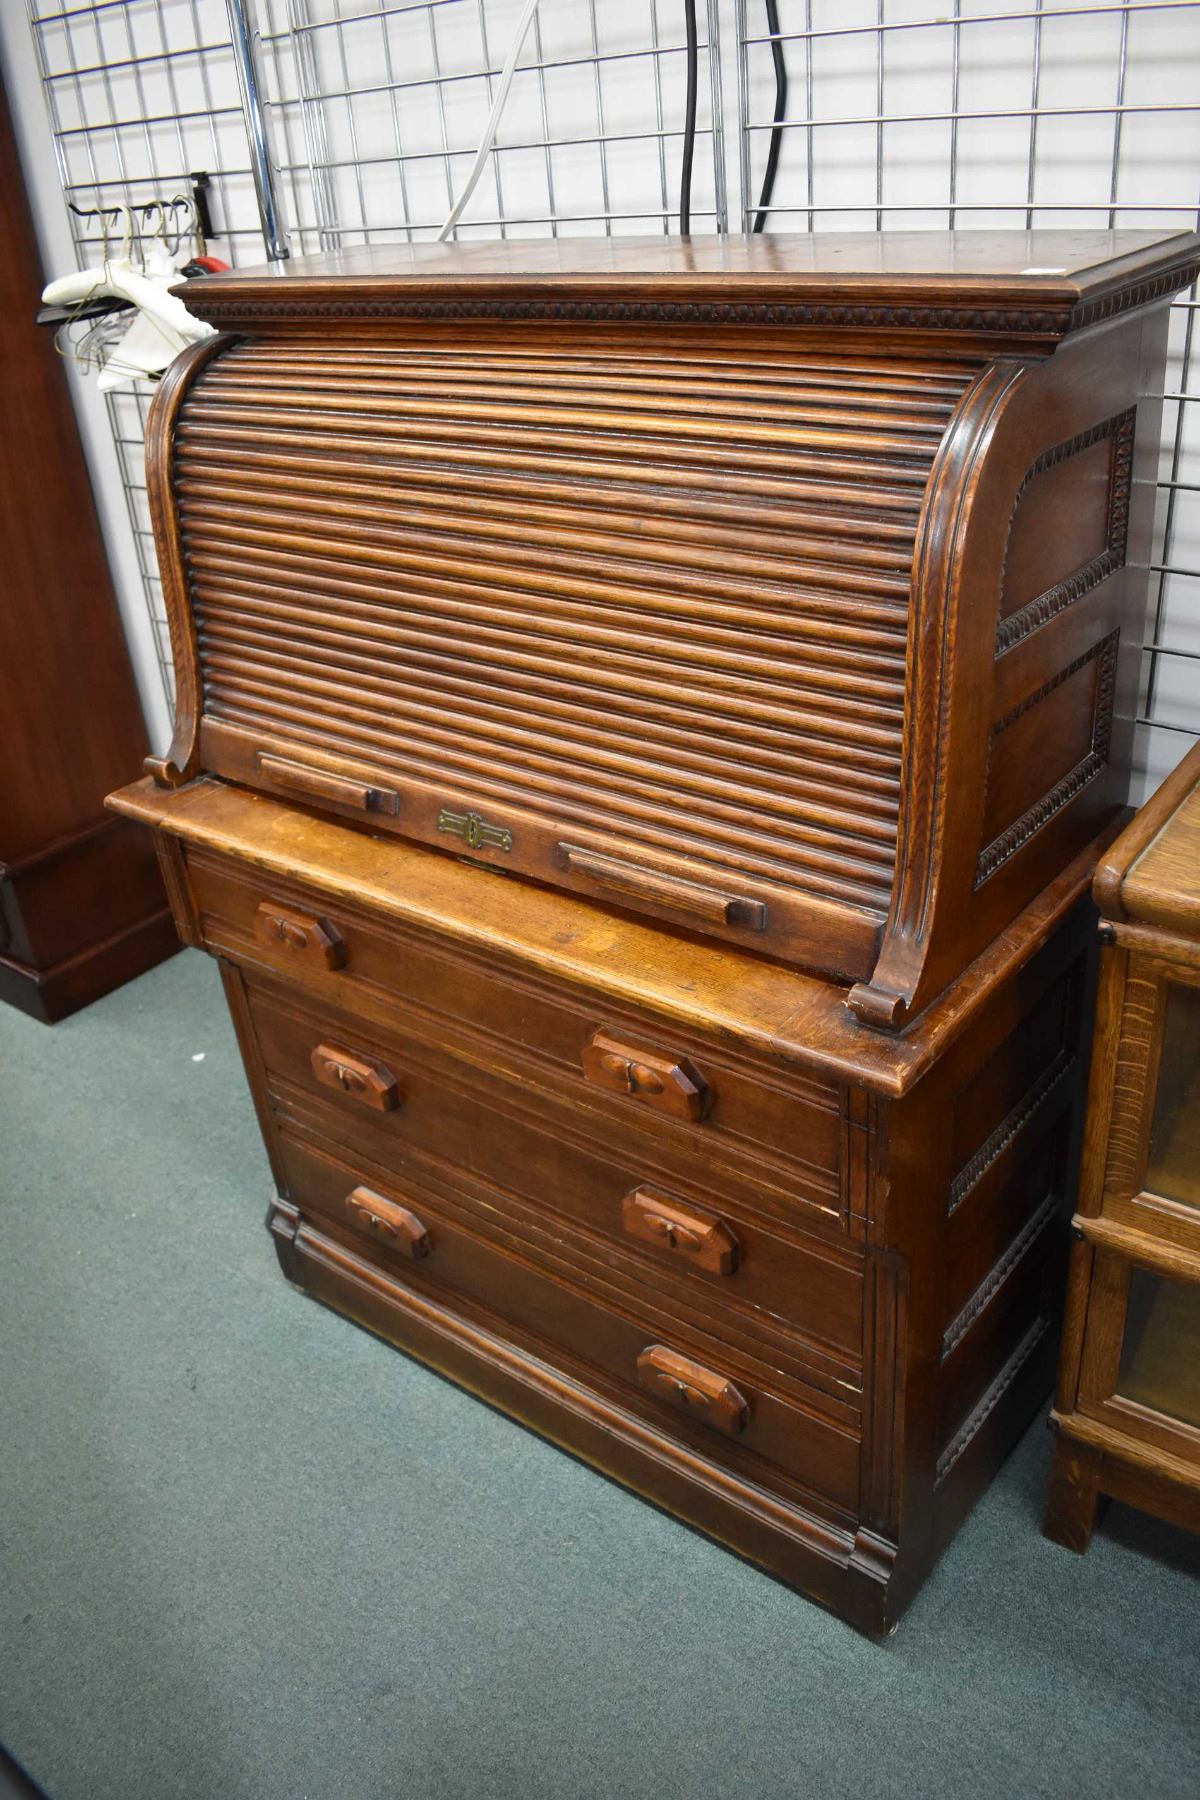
[753,0,788,233]
[680,0,699,234]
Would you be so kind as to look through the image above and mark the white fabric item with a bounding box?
[42,238,214,388]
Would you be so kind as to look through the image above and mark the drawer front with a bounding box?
[246,976,863,1369]
[187,847,847,1232]
[277,1128,861,1516]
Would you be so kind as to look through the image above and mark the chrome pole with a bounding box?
[225,0,291,260]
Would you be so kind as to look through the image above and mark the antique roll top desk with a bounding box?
[110,232,1200,1631]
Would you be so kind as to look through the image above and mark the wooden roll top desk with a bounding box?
[111,231,1200,1631]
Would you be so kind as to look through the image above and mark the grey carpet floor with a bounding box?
[0,949,1196,1800]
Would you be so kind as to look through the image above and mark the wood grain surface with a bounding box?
[117,763,1100,1629]
[146,233,1198,1017]
[1046,743,1200,1553]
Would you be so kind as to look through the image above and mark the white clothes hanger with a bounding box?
[42,202,214,386]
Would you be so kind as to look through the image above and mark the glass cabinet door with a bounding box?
[1078,1250,1200,1459]
[1115,1266,1200,1432]
[1097,956,1200,1253]
[1078,952,1200,1458]
[1144,982,1200,1212]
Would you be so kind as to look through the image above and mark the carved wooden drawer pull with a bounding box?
[254,901,345,970]
[345,1185,429,1258]
[636,1345,748,1435]
[581,1030,711,1122]
[559,845,767,931]
[311,1042,399,1112]
[622,1188,739,1275]
[259,753,400,817]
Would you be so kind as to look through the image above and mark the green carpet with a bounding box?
[1,950,1196,1800]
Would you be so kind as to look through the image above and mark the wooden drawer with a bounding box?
[275,1128,861,1518]
[246,975,863,1375]
[188,847,847,1232]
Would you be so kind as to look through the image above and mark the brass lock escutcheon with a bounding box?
[437,808,513,854]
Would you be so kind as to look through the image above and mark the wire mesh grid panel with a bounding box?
[24,0,729,713]
[25,0,277,701]
[255,0,727,243]
[736,0,1200,792]
[21,0,1200,786]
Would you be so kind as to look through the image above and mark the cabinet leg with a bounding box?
[1043,1433,1104,1553]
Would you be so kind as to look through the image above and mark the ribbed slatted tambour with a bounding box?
[150,233,1200,1014]
[173,335,980,927]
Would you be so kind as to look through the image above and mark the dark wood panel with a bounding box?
[1000,425,1121,623]
[982,636,1116,851]
[0,76,172,1018]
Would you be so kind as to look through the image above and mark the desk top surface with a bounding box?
[176,230,1200,345]
[110,774,1107,1098]
[185,228,1198,291]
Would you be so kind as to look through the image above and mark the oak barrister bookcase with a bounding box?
[110,232,1200,1631]
[1045,740,1200,1553]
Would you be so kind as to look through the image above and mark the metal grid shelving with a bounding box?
[26,0,269,699]
[22,0,1200,790]
[256,0,727,245]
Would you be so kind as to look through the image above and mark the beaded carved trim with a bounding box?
[947,1052,1075,1215]
[935,1314,1052,1486]
[975,631,1119,886]
[188,294,1074,333]
[941,1193,1062,1361]
[181,258,1200,333]
[996,410,1136,656]
[1069,263,1200,330]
